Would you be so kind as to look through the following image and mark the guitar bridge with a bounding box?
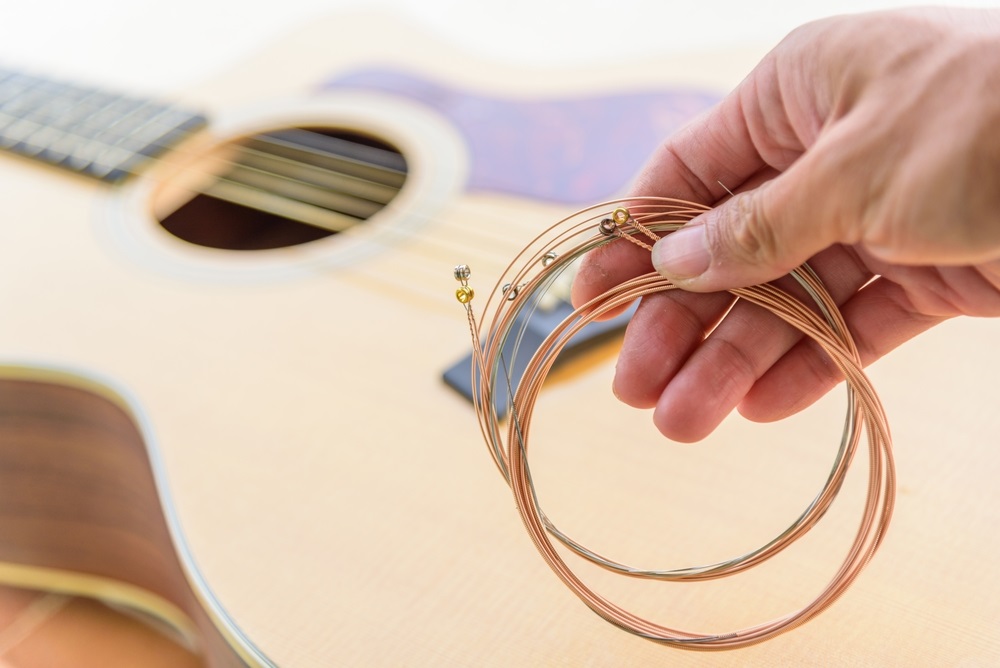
[442,297,635,419]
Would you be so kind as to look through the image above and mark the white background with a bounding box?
[1,1,994,95]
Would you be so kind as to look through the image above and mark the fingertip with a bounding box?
[650,220,711,283]
[651,379,722,444]
[652,401,714,444]
[611,371,660,411]
[611,367,660,410]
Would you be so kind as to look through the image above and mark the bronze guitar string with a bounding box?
[455,197,895,650]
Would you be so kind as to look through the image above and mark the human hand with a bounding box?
[572,7,1000,442]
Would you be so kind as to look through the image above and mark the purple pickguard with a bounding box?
[322,68,719,204]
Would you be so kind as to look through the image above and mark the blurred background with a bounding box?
[2,0,993,94]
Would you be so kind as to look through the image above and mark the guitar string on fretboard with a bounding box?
[0,68,428,237]
[0,68,207,182]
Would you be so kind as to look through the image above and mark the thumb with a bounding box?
[650,171,847,292]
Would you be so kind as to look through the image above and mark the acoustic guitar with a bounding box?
[0,13,997,667]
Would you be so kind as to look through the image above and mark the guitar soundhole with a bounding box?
[158,128,407,251]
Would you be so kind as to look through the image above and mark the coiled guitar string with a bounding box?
[454,197,895,649]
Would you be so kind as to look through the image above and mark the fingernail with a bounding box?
[651,223,710,279]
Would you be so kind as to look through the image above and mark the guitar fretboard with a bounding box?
[0,68,206,182]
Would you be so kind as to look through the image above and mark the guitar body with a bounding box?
[1,14,998,666]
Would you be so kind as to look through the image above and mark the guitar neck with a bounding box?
[0,68,206,182]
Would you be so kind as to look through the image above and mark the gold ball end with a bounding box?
[612,207,630,225]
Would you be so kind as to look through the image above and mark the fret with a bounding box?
[0,68,206,182]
